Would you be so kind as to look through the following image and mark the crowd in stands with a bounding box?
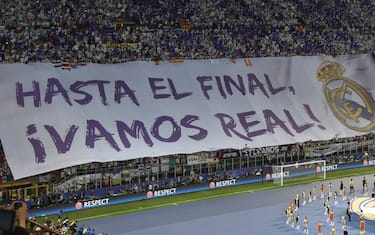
[0,1,374,234]
[0,142,12,184]
[0,0,374,64]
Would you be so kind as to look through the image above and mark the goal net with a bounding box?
[269,160,326,186]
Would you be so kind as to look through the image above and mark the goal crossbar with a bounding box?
[272,160,326,186]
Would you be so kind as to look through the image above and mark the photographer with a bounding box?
[0,201,29,235]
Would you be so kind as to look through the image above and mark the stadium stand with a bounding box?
[0,0,374,64]
[0,0,374,234]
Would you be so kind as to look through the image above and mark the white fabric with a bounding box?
[0,54,374,179]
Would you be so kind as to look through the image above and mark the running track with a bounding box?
[81,174,375,235]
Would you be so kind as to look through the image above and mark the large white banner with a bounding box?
[0,54,374,179]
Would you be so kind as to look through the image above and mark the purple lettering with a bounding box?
[70,80,110,106]
[26,124,46,163]
[264,73,286,95]
[304,104,326,130]
[247,73,269,98]
[148,77,170,99]
[237,111,267,139]
[45,78,72,105]
[263,109,293,136]
[223,75,246,96]
[91,80,110,106]
[197,76,213,100]
[168,78,192,100]
[214,113,252,141]
[70,82,93,105]
[284,109,314,133]
[114,80,139,106]
[215,76,226,98]
[304,104,321,123]
[151,116,181,142]
[16,81,41,107]
[116,120,153,148]
[44,125,79,154]
[180,115,207,141]
[86,120,120,151]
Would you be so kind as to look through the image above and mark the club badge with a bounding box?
[317,60,375,132]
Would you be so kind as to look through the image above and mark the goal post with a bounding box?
[270,159,326,186]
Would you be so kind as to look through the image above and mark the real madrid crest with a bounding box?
[317,60,375,132]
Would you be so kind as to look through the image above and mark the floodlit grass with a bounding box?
[35,166,375,222]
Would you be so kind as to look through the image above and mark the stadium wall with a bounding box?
[29,161,375,217]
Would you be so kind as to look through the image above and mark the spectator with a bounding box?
[0,0,373,64]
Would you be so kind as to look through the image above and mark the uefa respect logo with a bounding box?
[147,188,177,198]
[75,198,110,210]
[209,179,237,189]
[363,159,375,166]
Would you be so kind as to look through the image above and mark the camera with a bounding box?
[0,208,16,232]
[14,202,23,210]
